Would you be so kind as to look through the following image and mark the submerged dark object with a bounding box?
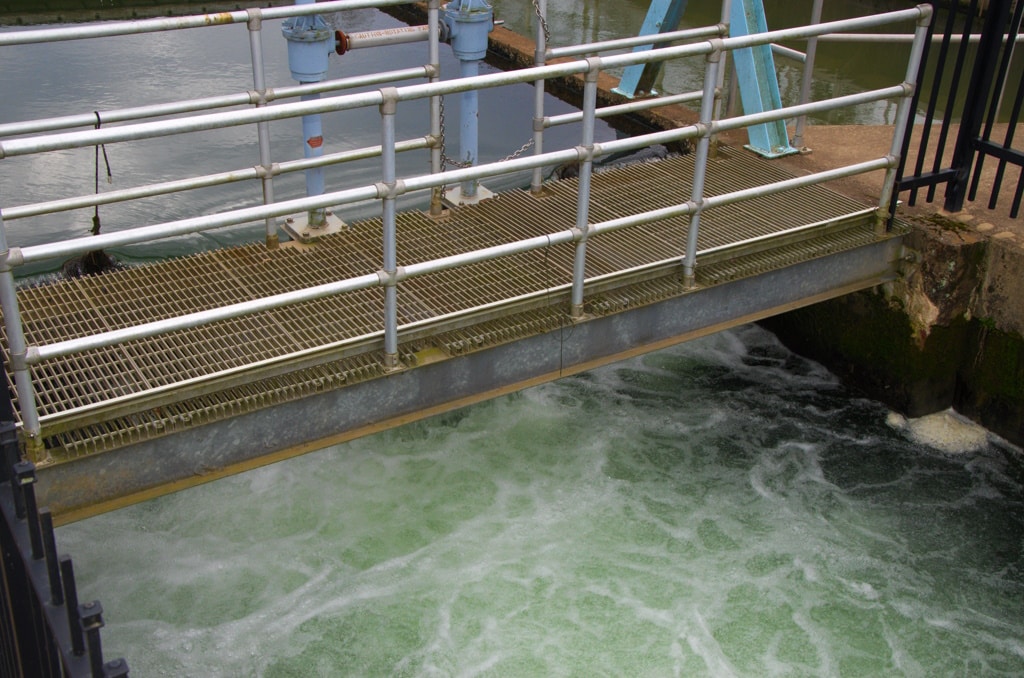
[61,249,124,279]
[552,143,688,182]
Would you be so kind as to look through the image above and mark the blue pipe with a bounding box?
[282,0,335,225]
[459,59,480,197]
[301,92,327,226]
[444,0,493,201]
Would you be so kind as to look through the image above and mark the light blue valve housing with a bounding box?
[443,0,494,61]
[280,0,344,238]
[281,1,334,83]
[443,0,494,203]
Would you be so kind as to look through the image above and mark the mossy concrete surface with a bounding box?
[763,217,1024,448]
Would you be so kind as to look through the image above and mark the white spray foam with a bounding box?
[886,408,990,454]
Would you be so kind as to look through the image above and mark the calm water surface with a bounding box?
[0,3,1021,676]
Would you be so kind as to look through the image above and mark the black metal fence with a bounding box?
[895,0,1024,217]
[0,357,128,677]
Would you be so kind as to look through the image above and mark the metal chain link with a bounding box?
[433,0,549,194]
[438,96,536,170]
[438,95,472,171]
[532,0,550,46]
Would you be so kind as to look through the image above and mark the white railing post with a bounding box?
[792,0,823,150]
[379,88,401,369]
[428,0,444,216]
[530,0,548,194]
[571,61,601,319]
[0,218,40,450]
[878,4,934,230]
[247,9,279,249]
[682,42,724,286]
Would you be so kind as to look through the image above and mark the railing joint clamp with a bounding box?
[255,163,279,179]
[706,38,725,62]
[375,180,406,200]
[3,247,23,269]
[424,64,440,79]
[584,57,603,79]
[379,87,400,115]
[246,8,263,30]
[248,88,272,106]
[377,266,404,286]
[10,349,28,371]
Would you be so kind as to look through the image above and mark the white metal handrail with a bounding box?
[0,2,933,442]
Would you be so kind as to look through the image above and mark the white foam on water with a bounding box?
[56,326,1024,677]
[887,408,990,454]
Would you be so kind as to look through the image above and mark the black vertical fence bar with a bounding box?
[927,0,981,203]
[945,0,1014,211]
[14,463,43,561]
[39,510,63,607]
[977,0,1024,214]
[0,349,128,676]
[78,601,104,678]
[896,0,1023,218]
[969,0,1020,201]
[60,555,86,659]
[893,0,938,214]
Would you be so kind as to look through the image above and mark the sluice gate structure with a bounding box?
[0,1,934,524]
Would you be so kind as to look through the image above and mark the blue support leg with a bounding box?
[729,0,797,158]
[613,0,690,99]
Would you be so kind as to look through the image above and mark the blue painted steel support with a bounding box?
[613,0,690,99]
[300,92,327,226]
[459,59,481,197]
[729,0,797,158]
[444,0,494,201]
[282,0,336,226]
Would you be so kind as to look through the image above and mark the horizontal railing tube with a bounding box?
[0,67,433,139]
[545,25,725,59]
[7,81,907,268]
[3,137,431,221]
[0,2,933,427]
[545,90,704,128]
[27,272,383,364]
[11,185,382,267]
[25,154,896,373]
[0,0,415,46]
[0,7,929,159]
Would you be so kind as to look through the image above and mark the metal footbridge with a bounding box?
[0,0,933,520]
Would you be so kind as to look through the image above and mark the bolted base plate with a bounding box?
[443,184,494,207]
[282,210,347,243]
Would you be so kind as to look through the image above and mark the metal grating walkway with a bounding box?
[3,147,886,461]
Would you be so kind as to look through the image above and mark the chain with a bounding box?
[437,95,536,172]
[438,95,472,171]
[532,0,550,46]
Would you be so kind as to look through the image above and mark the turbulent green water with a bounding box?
[58,326,1024,676]
[3,2,1020,674]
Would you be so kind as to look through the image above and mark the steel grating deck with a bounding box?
[3,146,892,461]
